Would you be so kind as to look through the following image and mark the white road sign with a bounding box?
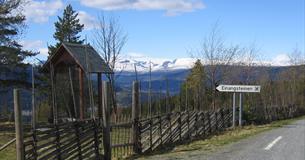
[216,85,261,93]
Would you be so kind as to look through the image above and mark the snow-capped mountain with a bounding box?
[115,54,294,72]
[116,57,196,72]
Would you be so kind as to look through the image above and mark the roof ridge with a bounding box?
[62,42,90,47]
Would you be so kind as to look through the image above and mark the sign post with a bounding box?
[239,93,243,126]
[216,85,261,127]
[232,93,236,128]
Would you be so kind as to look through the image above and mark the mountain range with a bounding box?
[0,57,301,110]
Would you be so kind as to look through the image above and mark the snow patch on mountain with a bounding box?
[116,57,196,72]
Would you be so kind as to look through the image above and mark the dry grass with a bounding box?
[0,122,16,160]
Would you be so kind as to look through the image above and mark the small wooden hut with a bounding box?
[42,42,112,122]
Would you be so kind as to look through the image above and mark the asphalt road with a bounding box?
[138,119,305,160]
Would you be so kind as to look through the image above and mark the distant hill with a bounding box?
[1,64,303,110]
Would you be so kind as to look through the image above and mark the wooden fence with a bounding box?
[23,119,103,160]
[12,81,305,160]
[252,105,304,124]
[138,108,232,153]
[110,115,133,159]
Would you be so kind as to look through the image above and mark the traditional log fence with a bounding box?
[12,81,305,160]
[23,119,103,160]
[138,108,232,153]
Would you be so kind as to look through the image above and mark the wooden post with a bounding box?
[97,73,103,118]
[102,81,111,160]
[239,93,243,126]
[202,112,206,137]
[31,65,36,129]
[159,115,163,146]
[132,81,141,154]
[207,112,211,134]
[50,63,57,124]
[194,113,198,136]
[187,110,190,138]
[93,121,100,159]
[220,108,225,129]
[232,93,236,128]
[14,89,24,160]
[79,67,84,120]
[168,113,172,142]
[69,67,77,119]
[178,112,182,141]
[149,119,153,151]
[215,111,218,131]
[31,65,38,160]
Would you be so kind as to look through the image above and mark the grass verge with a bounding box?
[136,116,305,159]
[0,122,16,160]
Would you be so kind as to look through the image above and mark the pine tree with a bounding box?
[181,59,206,110]
[0,0,36,67]
[48,4,84,56]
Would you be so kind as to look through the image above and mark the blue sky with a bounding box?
[21,0,304,64]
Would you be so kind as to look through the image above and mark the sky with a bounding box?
[20,0,305,65]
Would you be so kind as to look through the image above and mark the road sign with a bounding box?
[216,84,261,127]
[216,85,261,93]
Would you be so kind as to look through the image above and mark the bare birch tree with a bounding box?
[287,47,304,105]
[194,24,241,110]
[93,15,127,118]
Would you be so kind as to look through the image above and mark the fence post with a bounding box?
[239,93,243,126]
[55,125,61,159]
[14,89,24,160]
[187,110,190,138]
[194,113,198,136]
[220,108,225,129]
[202,112,206,137]
[102,81,111,160]
[207,112,212,134]
[167,113,171,142]
[215,111,218,132]
[178,112,182,141]
[93,121,100,159]
[159,115,163,146]
[232,93,236,128]
[132,81,141,154]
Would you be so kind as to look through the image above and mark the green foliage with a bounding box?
[0,0,36,66]
[181,59,207,110]
[48,4,84,56]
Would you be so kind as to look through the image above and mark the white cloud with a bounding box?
[24,0,63,23]
[38,48,48,56]
[78,11,98,30]
[20,40,48,56]
[79,0,205,16]
[271,54,290,66]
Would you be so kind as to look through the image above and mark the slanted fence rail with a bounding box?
[23,119,104,160]
[138,108,232,153]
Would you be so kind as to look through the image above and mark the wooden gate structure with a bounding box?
[42,42,112,121]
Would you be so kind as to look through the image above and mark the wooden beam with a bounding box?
[50,63,57,124]
[79,67,84,120]
[132,81,141,153]
[97,73,102,118]
[102,81,111,160]
[14,89,24,160]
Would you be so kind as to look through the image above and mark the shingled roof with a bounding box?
[43,43,113,73]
